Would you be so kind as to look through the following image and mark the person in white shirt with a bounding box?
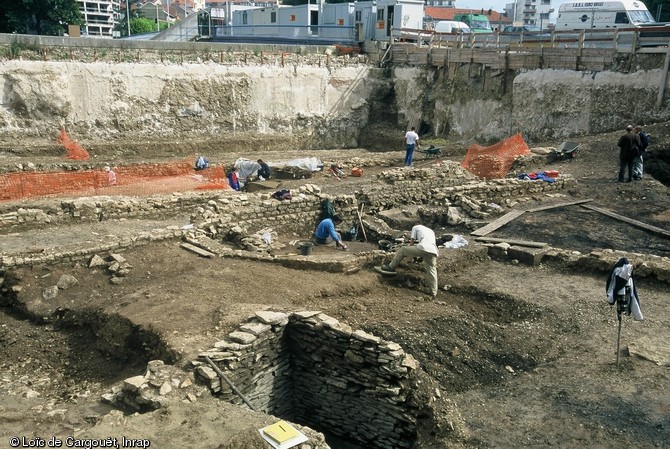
[381,224,439,296]
[105,166,117,186]
[404,127,420,167]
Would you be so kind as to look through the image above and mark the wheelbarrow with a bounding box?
[418,145,443,159]
[548,141,580,163]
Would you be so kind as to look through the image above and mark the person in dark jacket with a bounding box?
[632,125,649,180]
[257,159,271,180]
[617,125,636,183]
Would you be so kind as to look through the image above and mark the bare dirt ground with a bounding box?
[1,123,669,449]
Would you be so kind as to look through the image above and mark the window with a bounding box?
[271,12,276,23]
[614,12,629,24]
[355,11,361,21]
[377,9,384,21]
[242,12,247,25]
[540,13,549,19]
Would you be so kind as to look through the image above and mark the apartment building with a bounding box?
[510,0,554,29]
[78,0,121,37]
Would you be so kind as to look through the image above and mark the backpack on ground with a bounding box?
[194,155,209,171]
[342,224,358,241]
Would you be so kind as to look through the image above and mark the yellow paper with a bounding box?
[261,420,299,444]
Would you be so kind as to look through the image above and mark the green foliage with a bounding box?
[8,39,42,58]
[131,18,158,35]
[0,0,82,36]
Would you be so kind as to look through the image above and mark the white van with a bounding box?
[556,0,655,30]
[433,20,471,34]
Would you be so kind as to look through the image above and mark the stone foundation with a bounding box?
[196,311,432,449]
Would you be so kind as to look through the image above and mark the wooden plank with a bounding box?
[525,198,593,213]
[180,242,216,258]
[474,237,548,248]
[581,204,670,239]
[470,209,526,237]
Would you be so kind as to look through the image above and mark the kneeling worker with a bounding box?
[380,224,439,296]
[313,215,348,251]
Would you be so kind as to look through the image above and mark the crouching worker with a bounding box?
[257,159,271,180]
[313,215,348,251]
[380,224,439,297]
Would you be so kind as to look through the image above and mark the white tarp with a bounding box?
[234,157,323,180]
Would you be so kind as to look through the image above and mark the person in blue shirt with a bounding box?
[313,215,348,250]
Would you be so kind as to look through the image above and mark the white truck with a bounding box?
[555,0,656,30]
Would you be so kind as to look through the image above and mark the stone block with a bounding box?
[507,245,548,266]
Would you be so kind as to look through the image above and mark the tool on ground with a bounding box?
[204,356,256,410]
[356,203,367,242]
[418,145,444,159]
[548,141,579,163]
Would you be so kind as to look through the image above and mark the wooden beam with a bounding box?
[474,237,548,248]
[470,209,526,237]
[180,242,216,258]
[581,204,670,239]
[526,198,593,213]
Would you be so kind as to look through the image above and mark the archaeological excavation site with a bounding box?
[1,42,670,449]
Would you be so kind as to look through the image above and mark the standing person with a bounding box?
[616,125,635,183]
[380,224,439,297]
[105,166,117,186]
[313,215,348,250]
[632,125,649,180]
[228,167,241,191]
[257,159,271,180]
[404,126,420,167]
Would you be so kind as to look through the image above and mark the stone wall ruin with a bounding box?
[196,311,429,449]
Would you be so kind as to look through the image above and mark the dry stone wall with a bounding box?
[196,311,429,449]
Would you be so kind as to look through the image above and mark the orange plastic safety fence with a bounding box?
[197,165,230,190]
[56,128,90,161]
[0,158,229,202]
[460,133,530,179]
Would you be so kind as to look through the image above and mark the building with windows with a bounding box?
[510,0,554,30]
[78,0,121,37]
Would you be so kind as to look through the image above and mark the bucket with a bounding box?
[299,241,314,256]
[378,240,392,251]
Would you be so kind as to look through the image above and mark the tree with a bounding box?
[0,0,82,36]
[643,0,670,22]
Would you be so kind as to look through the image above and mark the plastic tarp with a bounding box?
[234,157,323,180]
[233,158,261,181]
[281,157,323,172]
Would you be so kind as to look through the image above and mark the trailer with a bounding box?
[555,0,655,30]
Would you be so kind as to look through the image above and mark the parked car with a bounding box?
[502,25,550,36]
[434,20,471,34]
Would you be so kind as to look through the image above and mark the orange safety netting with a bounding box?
[196,165,229,190]
[56,128,90,160]
[461,133,530,179]
[0,158,229,202]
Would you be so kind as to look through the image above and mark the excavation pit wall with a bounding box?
[196,311,426,449]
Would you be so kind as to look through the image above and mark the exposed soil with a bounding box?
[1,122,669,449]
